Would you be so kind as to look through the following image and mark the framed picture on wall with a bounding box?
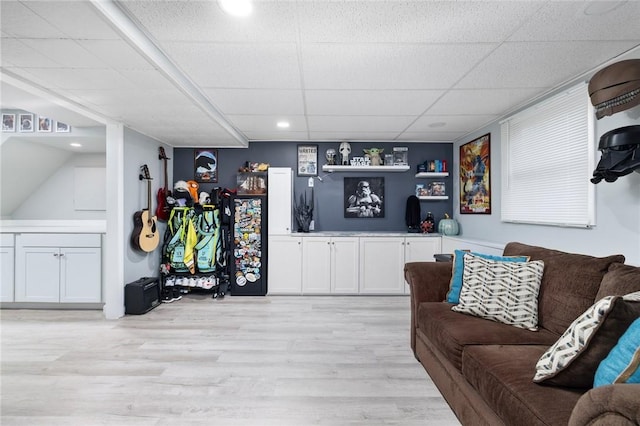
[297,144,318,176]
[2,113,15,132]
[38,116,52,132]
[344,177,385,218]
[56,121,70,132]
[459,133,491,214]
[19,113,34,132]
[194,149,218,183]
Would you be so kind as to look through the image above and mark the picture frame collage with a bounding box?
[2,112,71,133]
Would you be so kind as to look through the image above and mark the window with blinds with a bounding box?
[500,83,596,227]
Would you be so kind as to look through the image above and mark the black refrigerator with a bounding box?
[230,173,267,295]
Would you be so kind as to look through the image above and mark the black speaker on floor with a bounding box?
[125,277,161,315]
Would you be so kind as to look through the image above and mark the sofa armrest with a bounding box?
[569,384,640,426]
[404,261,453,355]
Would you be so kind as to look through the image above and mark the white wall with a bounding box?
[453,102,640,265]
[122,127,172,285]
[13,153,106,220]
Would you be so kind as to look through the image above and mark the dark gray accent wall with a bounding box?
[174,142,453,232]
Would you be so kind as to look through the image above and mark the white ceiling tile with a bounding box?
[246,131,311,141]
[77,40,156,70]
[162,42,302,89]
[406,115,498,133]
[428,89,543,115]
[301,43,497,90]
[19,68,135,90]
[510,2,640,42]
[0,1,65,38]
[456,41,640,89]
[307,116,415,133]
[396,131,467,142]
[124,1,299,43]
[117,70,179,90]
[307,131,401,141]
[305,90,444,116]
[19,39,108,69]
[226,115,308,133]
[0,39,64,68]
[205,89,305,116]
[297,1,541,43]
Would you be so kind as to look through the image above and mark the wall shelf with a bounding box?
[415,172,449,178]
[322,165,410,172]
[418,196,449,201]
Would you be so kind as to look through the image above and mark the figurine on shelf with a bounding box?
[339,141,351,165]
[294,189,314,232]
[363,148,384,166]
[326,148,337,165]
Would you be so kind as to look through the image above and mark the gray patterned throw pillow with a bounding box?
[451,252,545,331]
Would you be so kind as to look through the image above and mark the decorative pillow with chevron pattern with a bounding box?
[533,291,640,387]
[451,253,545,331]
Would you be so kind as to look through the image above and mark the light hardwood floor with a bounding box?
[1,295,460,426]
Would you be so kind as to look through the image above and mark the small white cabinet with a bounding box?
[268,235,302,294]
[268,167,293,234]
[15,234,102,303]
[1,234,15,302]
[302,236,359,294]
[404,236,441,263]
[359,237,406,294]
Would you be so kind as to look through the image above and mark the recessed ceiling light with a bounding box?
[219,0,252,17]
[70,142,82,148]
[277,121,290,129]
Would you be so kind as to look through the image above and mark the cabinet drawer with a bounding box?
[17,233,101,248]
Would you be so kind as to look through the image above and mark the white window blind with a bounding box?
[501,83,595,227]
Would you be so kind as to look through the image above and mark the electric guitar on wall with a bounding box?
[156,147,171,221]
[131,164,160,253]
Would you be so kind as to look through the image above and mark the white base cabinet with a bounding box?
[267,235,303,294]
[404,236,441,263]
[15,234,102,303]
[1,234,15,302]
[359,237,406,294]
[302,237,359,294]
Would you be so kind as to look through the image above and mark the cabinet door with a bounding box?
[267,168,293,235]
[404,237,442,263]
[60,247,102,303]
[268,236,302,294]
[359,237,405,294]
[0,247,15,302]
[15,247,60,302]
[302,237,331,294]
[331,237,359,294]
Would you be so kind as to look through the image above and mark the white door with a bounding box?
[268,236,302,294]
[359,237,405,294]
[404,237,442,263]
[302,237,331,294]
[331,237,359,294]
[0,247,15,302]
[16,247,60,302]
[60,247,102,303]
[267,167,293,235]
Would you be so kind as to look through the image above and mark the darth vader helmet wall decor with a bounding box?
[588,59,640,119]
[591,125,640,184]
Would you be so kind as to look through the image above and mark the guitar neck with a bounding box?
[147,179,152,214]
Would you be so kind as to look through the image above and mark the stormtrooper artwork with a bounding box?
[339,141,351,165]
[344,177,385,218]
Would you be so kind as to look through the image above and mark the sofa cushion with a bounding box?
[596,263,640,301]
[594,317,640,387]
[502,242,625,335]
[416,302,558,371]
[452,253,544,330]
[463,345,585,426]
[534,292,640,388]
[446,250,529,304]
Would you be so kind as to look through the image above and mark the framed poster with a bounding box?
[56,121,71,132]
[19,113,34,132]
[2,113,15,132]
[38,116,52,132]
[297,145,318,176]
[460,133,491,214]
[344,177,385,218]
[194,149,218,183]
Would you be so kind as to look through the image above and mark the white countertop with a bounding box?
[0,220,107,234]
[289,231,442,237]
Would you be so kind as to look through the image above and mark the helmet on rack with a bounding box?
[591,125,640,184]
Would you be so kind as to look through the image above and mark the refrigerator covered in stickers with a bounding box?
[230,173,268,295]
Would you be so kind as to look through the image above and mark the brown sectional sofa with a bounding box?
[404,242,640,426]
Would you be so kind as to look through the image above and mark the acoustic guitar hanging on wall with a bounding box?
[131,164,160,252]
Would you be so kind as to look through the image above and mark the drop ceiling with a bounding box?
[1,0,639,148]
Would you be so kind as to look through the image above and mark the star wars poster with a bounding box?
[344,177,385,218]
[460,133,491,214]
